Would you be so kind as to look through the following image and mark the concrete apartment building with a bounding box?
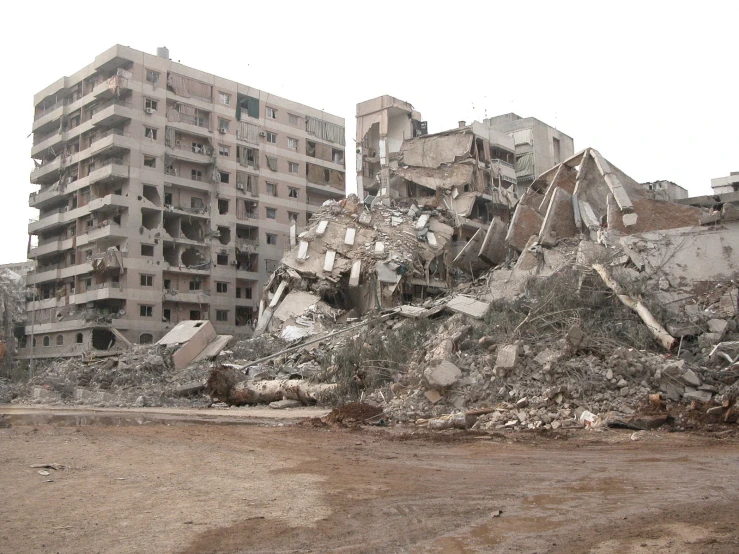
[484,113,575,197]
[641,180,688,203]
[22,45,346,358]
[711,171,739,194]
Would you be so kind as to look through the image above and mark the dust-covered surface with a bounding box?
[1,417,739,554]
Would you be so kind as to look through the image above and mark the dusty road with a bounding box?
[1,406,738,554]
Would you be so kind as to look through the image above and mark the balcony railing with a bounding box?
[171,141,213,156]
[90,127,131,145]
[34,99,68,120]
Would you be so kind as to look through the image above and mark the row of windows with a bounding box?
[140,306,231,322]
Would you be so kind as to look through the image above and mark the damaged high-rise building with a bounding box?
[21,45,346,358]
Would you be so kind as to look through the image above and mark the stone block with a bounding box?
[682,369,701,387]
[424,360,461,389]
[707,319,729,336]
[683,390,712,403]
[495,345,519,371]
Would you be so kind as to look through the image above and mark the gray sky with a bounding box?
[2,0,736,264]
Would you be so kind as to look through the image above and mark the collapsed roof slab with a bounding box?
[479,217,508,266]
[506,188,545,251]
[539,187,580,247]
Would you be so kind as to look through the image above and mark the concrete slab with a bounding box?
[446,295,490,319]
[192,335,233,363]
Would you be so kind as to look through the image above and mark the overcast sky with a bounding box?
[1,0,736,264]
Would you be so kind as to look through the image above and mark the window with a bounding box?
[191,169,202,181]
[43,336,50,347]
[216,282,228,293]
[76,333,83,344]
[144,155,156,168]
[266,132,277,144]
[245,287,253,299]
[288,113,300,126]
[191,142,205,153]
[56,335,63,346]
[219,144,230,157]
[145,127,157,140]
[217,254,228,265]
[163,279,171,289]
[324,168,330,182]
[288,211,299,222]
[266,107,277,119]
[139,333,154,345]
[266,233,277,245]
[140,274,154,286]
[163,309,171,321]
[140,305,153,317]
[332,149,344,164]
[265,259,279,273]
[216,310,229,322]
[306,141,316,158]
[145,98,158,111]
[266,182,277,196]
[141,244,154,256]
[266,207,276,219]
[146,70,160,86]
[288,187,299,199]
[218,199,229,214]
[220,172,230,184]
[219,92,231,105]
[236,287,241,298]
[218,118,230,132]
[189,280,201,291]
[288,162,299,174]
[288,138,299,150]
[189,310,201,320]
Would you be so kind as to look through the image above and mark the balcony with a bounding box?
[30,157,62,185]
[32,102,66,133]
[164,173,212,193]
[167,141,214,165]
[164,204,210,219]
[163,262,211,275]
[31,129,65,158]
[306,181,346,199]
[87,221,127,242]
[28,233,77,259]
[25,265,61,285]
[236,267,259,280]
[29,182,66,209]
[163,289,211,304]
[89,159,129,184]
[93,69,132,99]
[235,238,259,251]
[88,193,129,213]
[90,128,133,157]
[28,206,68,234]
[78,282,127,302]
[91,99,134,127]
[234,297,257,308]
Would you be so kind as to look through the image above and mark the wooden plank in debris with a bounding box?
[349,260,362,287]
[344,227,356,245]
[316,220,329,236]
[416,214,430,230]
[323,250,336,272]
[297,240,309,262]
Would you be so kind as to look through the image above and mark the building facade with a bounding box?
[484,113,574,197]
[711,172,739,195]
[22,45,346,358]
[641,180,688,203]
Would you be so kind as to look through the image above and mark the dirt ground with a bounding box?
[1,406,739,554]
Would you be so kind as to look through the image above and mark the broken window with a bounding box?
[191,169,202,181]
[288,113,300,126]
[266,233,277,245]
[266,207,276,219]
[266,156,278,171]
[266,107,277,120]
[288,211,299,222]
[140,274,154,286]
[189,310,201,320]
[139,333,153,345]
[218,199,229,214]
[191,197,204,210]
[145,98,158,112]
[217,254,228,265]
[289,162,299,174]
[266,182,277,196]
[191,141,205,153]
[219,144,230,157]
[288,187,298,199]
[219,92,231,105]
[216,282,228,293]
[145,127,157,140]
[332,149,344,165]
[146,70,160,86]
[163,309,171,321]
[164,193,172,206]
[306,141,316,158]
[141,244,154,256]
[76,333,83,344]
[266,132,277,144]
[144,156,156,168]
[140,305,153,317]
[288,138,298,150]
[218,118,230,132]
[220,172,230,184]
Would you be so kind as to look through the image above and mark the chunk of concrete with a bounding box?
[495,344,518,373]
[682,369,701,388]
[424,360,462,389]
[707,319,729,336]
[683,390,712,403]
[446,295,490,319]
[269,399,303,409]
[424,390,443,404]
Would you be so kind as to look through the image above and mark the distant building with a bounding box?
[711,172,739,195]
[484,113,575,197]
[641,180,688,203]
[0,261,34,281]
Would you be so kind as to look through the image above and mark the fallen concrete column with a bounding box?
[592,263,676,350]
